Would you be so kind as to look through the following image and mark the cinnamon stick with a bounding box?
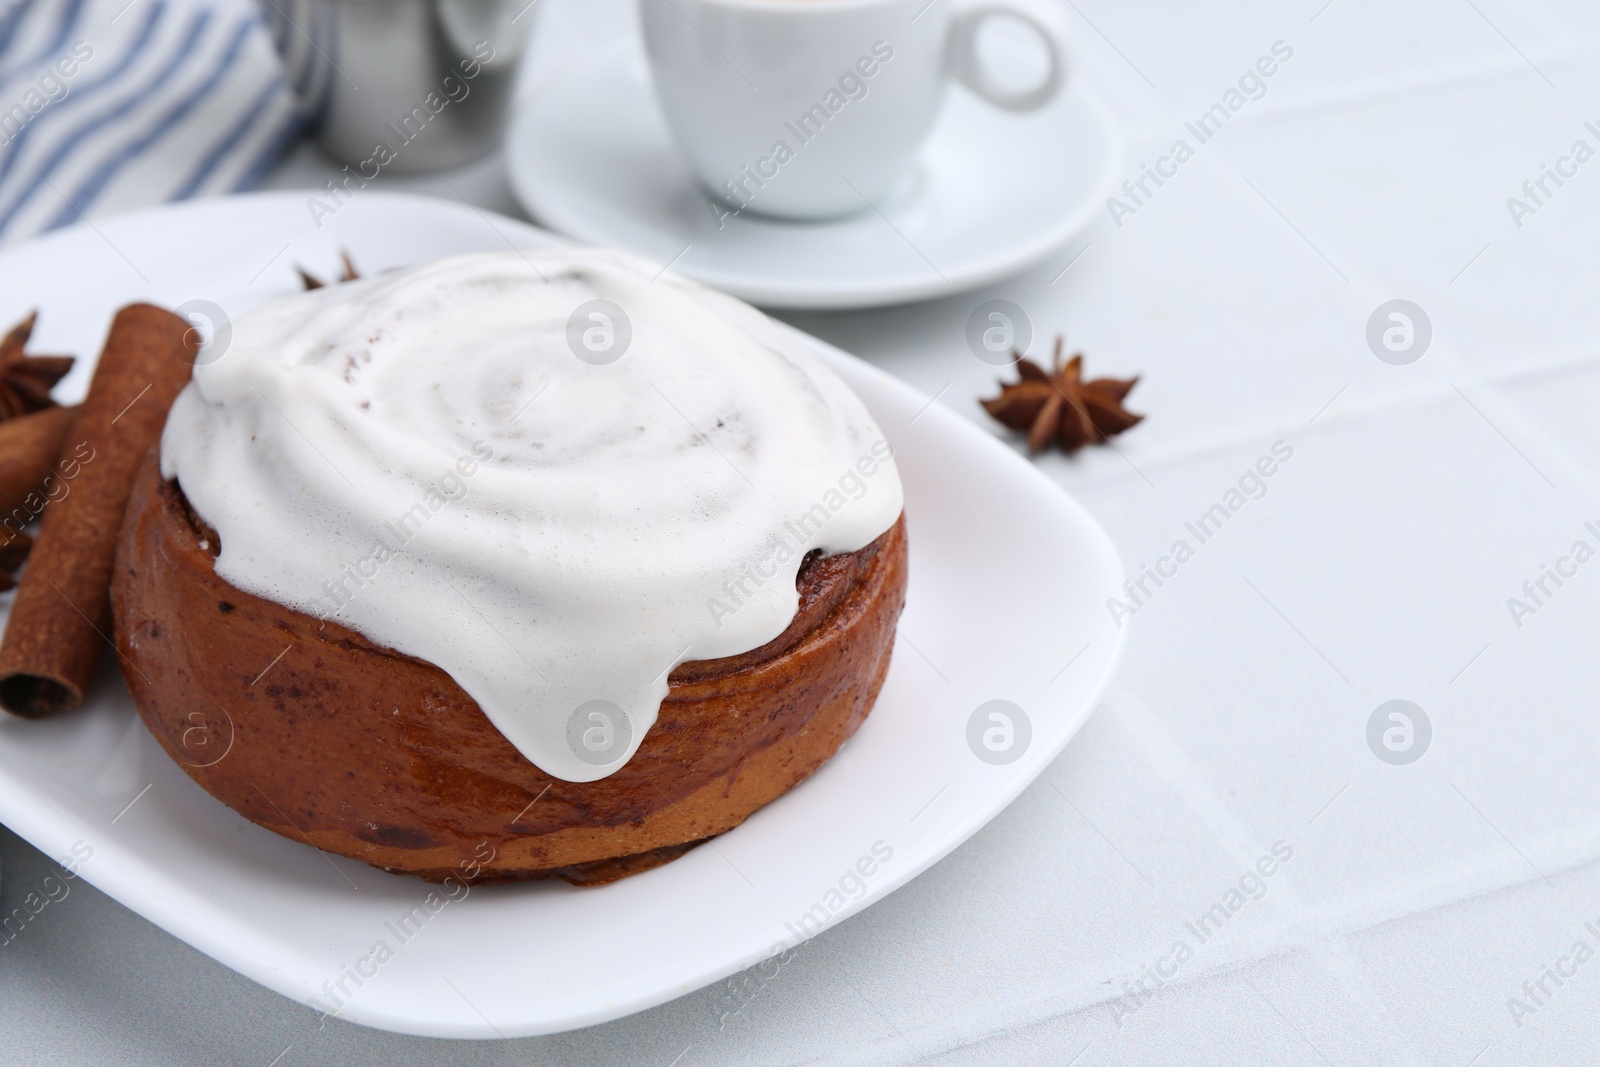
[0,404,75,536]
[0,532,31,592]
[0,305,196,717]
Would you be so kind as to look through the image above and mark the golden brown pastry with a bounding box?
[112,453,908,884]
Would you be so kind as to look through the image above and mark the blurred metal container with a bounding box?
[257,0,537,172]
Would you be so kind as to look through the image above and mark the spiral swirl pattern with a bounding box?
[161,250,903,782]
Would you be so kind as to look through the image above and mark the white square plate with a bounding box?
[0,192,1124,1037]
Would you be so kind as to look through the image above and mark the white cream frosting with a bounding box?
[160,249,903,782]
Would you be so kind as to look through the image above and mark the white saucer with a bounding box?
[0,191,1125,1037]
[506,40,1121,309]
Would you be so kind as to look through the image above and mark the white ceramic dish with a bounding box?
[0,191,1124,1038]
[504,36,1121,309]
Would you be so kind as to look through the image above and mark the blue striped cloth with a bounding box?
[0,0,304,243]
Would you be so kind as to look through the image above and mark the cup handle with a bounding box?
[947,0,1073,113]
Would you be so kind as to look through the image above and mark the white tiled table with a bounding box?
[6,0,1600,1062]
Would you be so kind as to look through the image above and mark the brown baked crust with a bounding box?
[110,449,907,884]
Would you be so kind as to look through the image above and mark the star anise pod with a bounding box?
[297,250,362,290]
[0,312,74,421]
[979,337,1143,454]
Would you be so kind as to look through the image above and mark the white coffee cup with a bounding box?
[638,0,1073,221]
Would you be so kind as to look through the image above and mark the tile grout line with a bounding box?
[1017,139,1600,498]
[818,681,1431,1067]
[1094,685,1438,1065]
[1091,25,1590,150]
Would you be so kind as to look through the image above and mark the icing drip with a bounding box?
[160,249,903,781]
